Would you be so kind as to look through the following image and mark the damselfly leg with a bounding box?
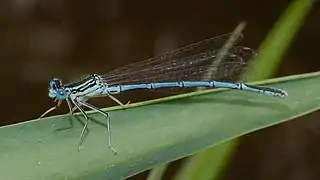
[79,101,117,155]
[39,100,62,119]
[71,98,117,155]
[53,99,77,130]
[108,94,130,108]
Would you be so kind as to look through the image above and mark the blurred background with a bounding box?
[0,0,319,179]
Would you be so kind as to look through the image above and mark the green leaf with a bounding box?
[174,0,316,180]
[0,72,319,180]
[147,164,169,180]
[249,0,315,80]
[173,140,238,180]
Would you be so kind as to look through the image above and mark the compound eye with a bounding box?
[53,79,63,89]
[57,88,66,95]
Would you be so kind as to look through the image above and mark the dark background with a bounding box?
[1,0,319,179]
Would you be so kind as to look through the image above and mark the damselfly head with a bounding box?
[48,78,68,100]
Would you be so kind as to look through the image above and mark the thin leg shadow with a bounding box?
[52,114,109,149]
[54,117,74,132]
[53,114,107,132]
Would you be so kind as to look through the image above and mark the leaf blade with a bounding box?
[0,72,319,180]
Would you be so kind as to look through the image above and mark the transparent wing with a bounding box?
[101,41,256,86]
[105,33,241,76]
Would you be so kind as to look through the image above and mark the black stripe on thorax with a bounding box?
[65,75,98,93]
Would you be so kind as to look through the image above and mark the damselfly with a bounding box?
[39,33,288,155]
